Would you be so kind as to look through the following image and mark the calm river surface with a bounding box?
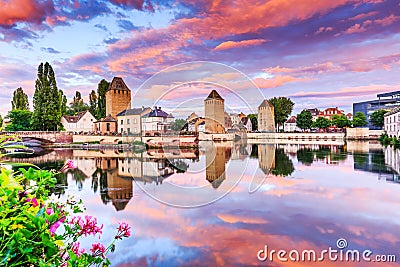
[8,140,400,266]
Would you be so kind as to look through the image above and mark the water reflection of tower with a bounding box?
[206,144,231,189]
[96,158,133,211]
[258,144,275,174]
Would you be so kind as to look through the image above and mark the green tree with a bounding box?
[89,90,98,117]
[5,109,32,131]
[97,79,109,119]
[0,114,3,130]
[369,109,388,128]
[31,62,65,131]
[296,110,312,131]
[313,117,331,131]
[11,87,29,110]
[268,97,294,131]
[352,112,368,127]
[247,114,258,131]
[171,119,187,131]
[66,91,89,115]
[331,114,350,128]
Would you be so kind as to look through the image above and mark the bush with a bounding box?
[0,135,131,266]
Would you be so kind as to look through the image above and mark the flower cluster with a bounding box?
[69,215,103,237]
[0,154,132,267]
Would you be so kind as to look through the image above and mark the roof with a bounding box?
[116,107,151,117]
[205,90,223,100]
[384,107,400,116]
[167,113,174,118]
[95,114,116,123]
[62,110,91,123]
[377,90,400,98]
[107,77,130,92]
[144,107,171,118]
[258,99,273,108]
[285,116,297,124]
[307,108,320,116]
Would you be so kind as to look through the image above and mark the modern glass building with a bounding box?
[353,90,400,129]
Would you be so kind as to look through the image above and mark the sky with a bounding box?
[1,0,400,118]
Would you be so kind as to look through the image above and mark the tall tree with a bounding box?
[97,79,109,119]
[370,110,388,129]
[171,119,186,131]
[31,62,65,131]
[331,114,350,128]
[11,87,29,110]
[66,91,89,115]
[268,97,294,131]
[296,109,312,131]
[247,114,258,131]
[89,90,98,117]
[313,117,331,131]
[352,112,368,127]
[5,110,32,131]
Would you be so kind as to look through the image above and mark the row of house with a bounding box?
[384,107,400,137]
[283,107,353,132]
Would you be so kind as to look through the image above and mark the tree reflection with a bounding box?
[271,148,294,177]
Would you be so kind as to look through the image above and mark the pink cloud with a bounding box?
[374,14,400,26]
[253,75,311,89]
[213,39,269,51]
[348,11,378,21]
[315,26,334,34]
[290,84,399,99]
[0,0,53,26]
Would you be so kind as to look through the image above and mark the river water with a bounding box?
[7,140,400,266]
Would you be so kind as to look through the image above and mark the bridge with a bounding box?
[1,131,73,143]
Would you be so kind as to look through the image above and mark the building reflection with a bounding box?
[205,144,231,189]
[257,144,275,175]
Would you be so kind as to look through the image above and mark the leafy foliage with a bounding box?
[66,91,89,116]
[96,79,109,119]
[352,112,368,127]
[11,87,29,111]
[296,110,312,131]
[31,62,66,131]
[331,114,350,128]
[369,109,388,128]
[247,114,258,131]
[0,135,131,266]
[268,97,294,131]
[171,119,186,131]
[5,110,32,131]
[312,117,331,130]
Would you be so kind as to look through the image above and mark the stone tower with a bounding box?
[105,77,131,119]
[204,90,225,133]
[258,99,275,132]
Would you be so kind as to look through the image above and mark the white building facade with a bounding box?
[384,107,400,137]
[61,110,95,132]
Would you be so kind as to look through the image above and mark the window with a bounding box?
[106,123,110,131]
[134,118,137,124]
[121,128,123,133]
[121,120,123,125]
[134,127,137,132]
[127,128,130,134]
[127,119,130,124]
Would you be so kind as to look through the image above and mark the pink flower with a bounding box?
[115,221,131,239]
[49,221,61,236]
[46,207,54,215]
[69,215,103,237]
[90,242,106,258]
[26,197,39,207]
[71,242,85,257]
[60,160,76,172]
